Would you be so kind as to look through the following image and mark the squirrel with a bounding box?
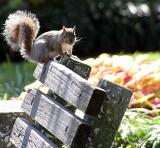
[3,10,77,63]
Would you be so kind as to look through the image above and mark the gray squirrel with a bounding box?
[3,10,77,63]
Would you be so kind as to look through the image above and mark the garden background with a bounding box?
[1,0,160,147]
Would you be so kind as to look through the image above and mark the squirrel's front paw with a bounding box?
[71,55,80,60]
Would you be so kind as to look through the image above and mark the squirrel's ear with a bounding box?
[62,26,66,33]
[73,26,76,34]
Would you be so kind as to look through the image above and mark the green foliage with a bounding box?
[113,110,160,148]
[0,62,36,100]
[120,51,160,61]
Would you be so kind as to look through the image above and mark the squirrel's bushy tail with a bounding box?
[3,10,40,55]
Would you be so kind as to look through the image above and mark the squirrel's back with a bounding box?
[3,10,40,52]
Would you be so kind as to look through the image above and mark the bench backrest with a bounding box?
[10,55,132,148]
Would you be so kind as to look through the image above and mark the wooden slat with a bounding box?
[48,54,91,112]
[59,54,91,79]
[85,79,133,147]
[10,118,57,148]
[33,61,106,114]
[48,55,91,116]
[21,89,90,147]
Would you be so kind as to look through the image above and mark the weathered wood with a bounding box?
[48,54,92,114]
[33,61,106,114]
[21,89,90,147]
[86,79,132,148]
[60,54,91,79]
[10,118,57,148]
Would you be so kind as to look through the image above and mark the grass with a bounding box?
[0,61,36,100]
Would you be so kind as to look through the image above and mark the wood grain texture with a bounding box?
[21,89,90,147]
[60,54,91,79]
[10,118,57,148]
[33,61,106,114]
[86,79,133,148]
[48,55,92,117]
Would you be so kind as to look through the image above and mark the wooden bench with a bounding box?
[10,54,132,148]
